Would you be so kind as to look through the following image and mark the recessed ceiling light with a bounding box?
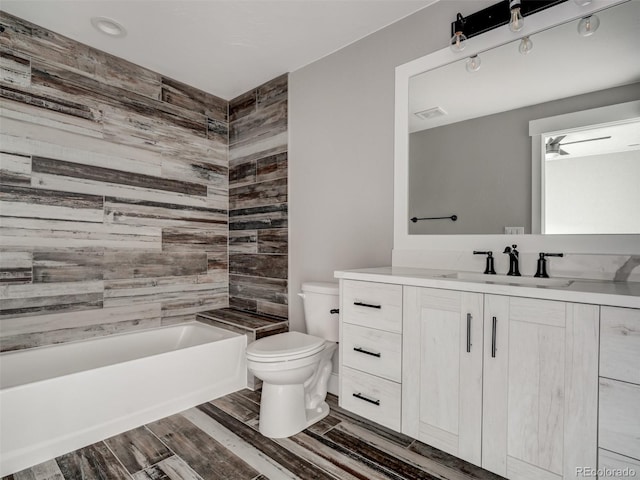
[91,17,126,37]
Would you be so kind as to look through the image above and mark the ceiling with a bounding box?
[0,0,434,100]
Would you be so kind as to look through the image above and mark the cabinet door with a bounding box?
[403,286,483,466]
[482,296,599,479]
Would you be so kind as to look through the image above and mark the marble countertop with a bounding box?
[334,266,640,309]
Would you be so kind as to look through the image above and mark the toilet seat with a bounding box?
[246,332,325,362]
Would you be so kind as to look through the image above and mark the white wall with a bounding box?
[288,1,495,329]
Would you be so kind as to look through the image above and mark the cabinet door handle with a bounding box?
[491,316,497,358]
[353,301,381,309]
[353,346,381,358]
[352,392,380,406]
[466,313,472,353]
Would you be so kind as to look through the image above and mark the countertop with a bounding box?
[334,266,640,309]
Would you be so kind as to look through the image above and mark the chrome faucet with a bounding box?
[503,245,521,276]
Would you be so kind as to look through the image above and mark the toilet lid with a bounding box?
[247,332,325,361]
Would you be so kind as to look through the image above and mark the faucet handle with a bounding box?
[534,252,564,278]
[473,251,496,275]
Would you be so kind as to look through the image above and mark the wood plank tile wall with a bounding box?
[228,75,288,319]
[0,12,241,351]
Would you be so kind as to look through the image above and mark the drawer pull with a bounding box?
[466,313,472,353]
[354,301,381,309]
[352,392,380,406]
[491,316,497,358]
[353,346,381,358]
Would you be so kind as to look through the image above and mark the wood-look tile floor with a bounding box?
[5,390,505,480]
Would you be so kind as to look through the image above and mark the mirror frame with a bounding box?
[394,0,640,255]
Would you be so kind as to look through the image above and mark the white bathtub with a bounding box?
[0,321,247,476]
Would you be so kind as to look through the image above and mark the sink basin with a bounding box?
[441,272,573,288]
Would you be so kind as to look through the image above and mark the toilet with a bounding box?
[246,281,339,438]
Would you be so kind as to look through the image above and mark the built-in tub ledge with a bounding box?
[0,321,247,477]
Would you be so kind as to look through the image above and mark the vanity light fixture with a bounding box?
[90,16,127,37]
[466,55,482,73]
[578,15,600,36]
[450,13,468,52]
[509,0,524,32]
[449,1,565,52]
[519,36,533,54]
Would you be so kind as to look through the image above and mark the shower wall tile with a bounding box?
[0,11,229,351]
[229,75,288,319]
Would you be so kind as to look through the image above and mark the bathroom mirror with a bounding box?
[400,0,640,237]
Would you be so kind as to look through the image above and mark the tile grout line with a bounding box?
[100,440,136,480]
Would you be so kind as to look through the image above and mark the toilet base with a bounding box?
[258,382,330,438]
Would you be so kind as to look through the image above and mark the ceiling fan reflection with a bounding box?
[545,135,612,157]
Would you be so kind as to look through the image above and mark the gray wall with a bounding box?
[288,1,495,330]
[408,82,640,235]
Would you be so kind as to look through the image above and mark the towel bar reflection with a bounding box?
[410,215,457,223]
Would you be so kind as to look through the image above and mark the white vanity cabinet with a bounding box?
[336,269,640,480]
[402,289,599,478]
[481,295,599,479]
[402,287,484,465]
[338,280,403,431]
[598,306,640,468]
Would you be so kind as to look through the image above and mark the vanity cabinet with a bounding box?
[402,287,484,465]
[337,272,639,480]
[482,296,599,479]
[598,306,640,466]
[403,289,599,477]
[339,280,403,431]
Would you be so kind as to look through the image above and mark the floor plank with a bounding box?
[55,442,131,480]
[147,414,259,480]
[104,426,173,475]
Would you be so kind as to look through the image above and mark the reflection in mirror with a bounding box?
[408,0,640,235]
[543,119,640,234]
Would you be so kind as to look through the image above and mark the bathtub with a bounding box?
[0,321,247,476]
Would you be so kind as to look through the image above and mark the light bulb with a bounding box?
[509,6,524,32]
[519,36,533,55]
[578,15,600,36]
[466,55,481,73]
[574,0,592,6]
[450,31,467,53]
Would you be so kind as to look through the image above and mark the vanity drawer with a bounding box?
[340,366,401,432]
[342,280,402,333]
[600,306,640,385]
[598,449,640,479]
[342,323,402,382]
[599,378,640,461]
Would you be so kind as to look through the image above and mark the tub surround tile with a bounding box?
[0,11,232,350]
[197,308,287,334]
[103,427,172,475]
[228,76,288,321]
[229,204,288,231]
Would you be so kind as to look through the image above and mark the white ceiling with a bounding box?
[0,0,434,100]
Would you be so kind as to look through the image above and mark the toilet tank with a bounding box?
[300,282,339,342]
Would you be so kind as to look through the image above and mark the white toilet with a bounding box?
[246,281,339,438]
